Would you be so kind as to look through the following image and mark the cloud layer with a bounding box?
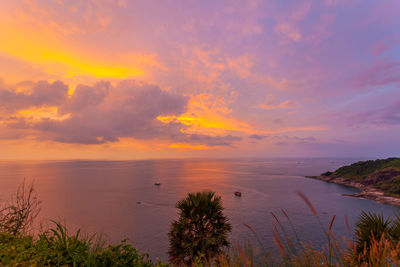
[0,0,399,158]
[1,80,242,147]
[0,80,68,113]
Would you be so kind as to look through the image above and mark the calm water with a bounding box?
[0,158,398,260]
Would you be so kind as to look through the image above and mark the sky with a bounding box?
[0,0,399,159]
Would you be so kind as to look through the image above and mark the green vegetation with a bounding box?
[0,224,158,266]
[321,171,333,177]
[332,158,400,179]
[168,191,231,266]
[0,181,164,266]
[324,157,400,195]
[3,181,400,266]
[354,211,400,255]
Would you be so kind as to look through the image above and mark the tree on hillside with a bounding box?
[168,191,231,266]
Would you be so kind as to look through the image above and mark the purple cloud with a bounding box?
[179,134,242,147]
[349,99,400,126]
[59,81,110,114]
[353,60,400,89]
[248,134,268,140]
[0,80,68,112]
[2,79,243,147]
[28,80,189,144]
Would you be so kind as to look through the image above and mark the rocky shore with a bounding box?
[306,175,400,206]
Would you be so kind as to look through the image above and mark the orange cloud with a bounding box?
[0,23,144,79]
[169,143,212,150]
[0,7,164,82]
[179,46,229,85]
[262,125,327,134]
[158,93,258,136]
[17,107,70,122]
[227,55,253,79]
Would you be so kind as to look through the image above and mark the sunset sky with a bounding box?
[0,0,399,159]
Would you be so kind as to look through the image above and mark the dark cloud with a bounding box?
[0,80,68,113]
[1,79,243,147]
[59,81,110,114]
[248,134,267,140]
[178,134,242,147]
[29,80,190,144]
[272,135,316,145]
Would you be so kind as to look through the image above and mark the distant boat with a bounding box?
[234,191,242,197]
[154,182,161,186]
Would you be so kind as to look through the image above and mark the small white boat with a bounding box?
[154,182,161,186]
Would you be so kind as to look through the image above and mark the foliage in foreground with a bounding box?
[3,181,400,266]
[0,181,163,266]
[0,180,41,235]
[0,221,160,266]
[216,193,400,267]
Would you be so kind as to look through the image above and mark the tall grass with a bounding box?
[216,191,400,267]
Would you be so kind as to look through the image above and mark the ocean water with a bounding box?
[0,158,398,261]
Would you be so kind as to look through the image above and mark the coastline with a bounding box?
[305,175,400,207]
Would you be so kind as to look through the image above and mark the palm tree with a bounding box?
[389,212,400,242]
[354,211,391,254]
[168,191,232,266]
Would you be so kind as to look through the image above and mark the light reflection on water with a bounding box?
[0,158,398,261]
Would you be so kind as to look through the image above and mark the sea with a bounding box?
[0,158,398,261]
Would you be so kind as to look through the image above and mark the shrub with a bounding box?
[0,221,160,266]
[0,180,41,235]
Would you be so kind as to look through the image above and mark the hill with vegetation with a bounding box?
[321,158,400,196]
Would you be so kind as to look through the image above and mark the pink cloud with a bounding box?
[274,23,302,42]
[255,100,297,110]
[348,99,400,126]
[291,0,312,22]
[307,13,335,44]
[353,60,400,89]
[227,55,253,79]
[0,80,68,113]
[370,34,400,56]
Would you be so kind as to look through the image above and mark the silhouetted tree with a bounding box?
[168,191,231,266]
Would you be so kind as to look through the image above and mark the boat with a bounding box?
[234,191,242,197]
[154,182,161,186]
